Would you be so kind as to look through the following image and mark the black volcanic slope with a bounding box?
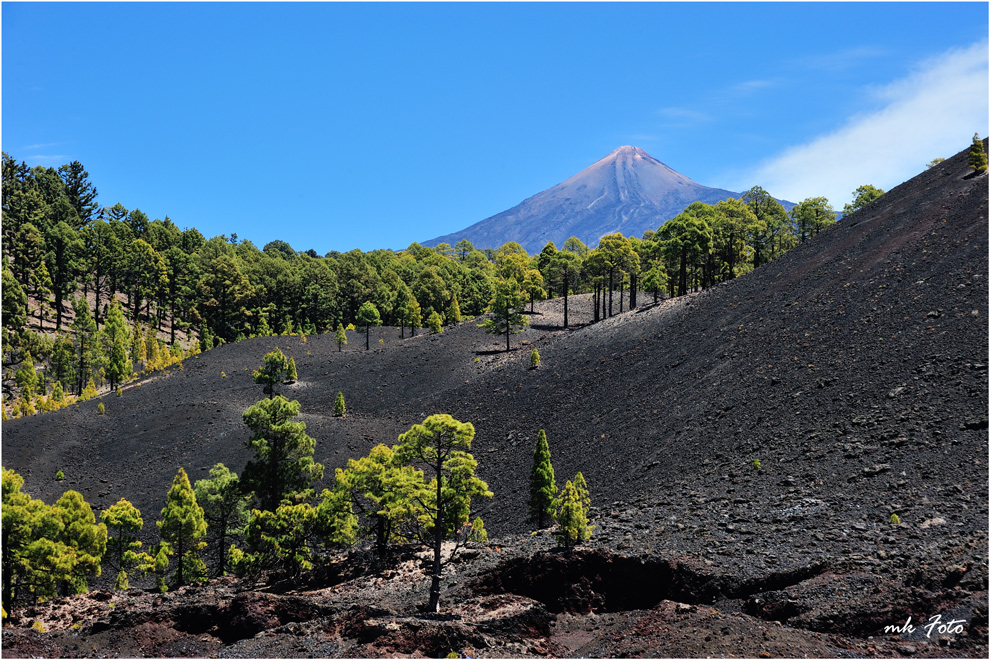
[3,143,987,592]
[424,145,792,253]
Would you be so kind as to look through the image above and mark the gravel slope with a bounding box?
[2,143,986,657]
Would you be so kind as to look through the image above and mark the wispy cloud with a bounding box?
[733,40,989,206]
[656,106,713,127]
[793,46,889,73]
[24,154,70,166]
[729,79,778,94]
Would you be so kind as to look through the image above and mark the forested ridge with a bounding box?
[2,151,844,420]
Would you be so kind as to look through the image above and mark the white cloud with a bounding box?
[735,40,989,207]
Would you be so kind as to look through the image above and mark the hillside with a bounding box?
[2,142,987,658]
[424,145,792,252]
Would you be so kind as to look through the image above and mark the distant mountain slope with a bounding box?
[425,146,792,253]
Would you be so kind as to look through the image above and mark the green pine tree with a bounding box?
[447,295,462,324]
[969,133,987,173]
[427,310,444,334]
[193,464,249,576]
[406,297,423,337]
[252,347,289,399]
[334,322,347,352]
[72,297,100,395]
[333,391,346,417]
[356,301,382,350]
[241,396,324,511]
[393,414,492,612]
[572,471,591,514]
[286,357,298,383]
[528,429,557,528]
[103,300,132,390]
[479,278,528,352]
[101,498,153,590]
[555,480,592,548]
[156,468,207,587]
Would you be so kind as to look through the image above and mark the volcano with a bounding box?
[424,146,788,253]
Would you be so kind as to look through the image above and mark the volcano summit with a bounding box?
[425,146,786,253]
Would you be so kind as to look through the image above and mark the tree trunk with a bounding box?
[630,272,637,309]
[619,278,624,313]
[563,272,569,329]
[608,270,614,317]
[170,298,177,345]
[505,317,510,352]
[428,457,443,612]
[365,325,370,351]
[679,250,687,296]
[176,535,184,587]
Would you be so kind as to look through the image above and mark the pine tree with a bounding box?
[145,325,161,371]
[31,261,53,331]
[193,464,249,576]
[15,352,39,398]
[103,300,132,390]
[101,498,153,590]
[394,414,492,612]
[156,467,207,587]
[555,480,592,548]
[331,444,424,559]
[530,348,541,369]
[286,357,298,383]
[427,310,444,334]
[72,297,100,395]
[241,396,324,512]
[572,471,591,514]
[969,133,987,173]
[356,301,382,350]
[334,322,347,351]
[80,377,98,401]
[52,490,108,595]
[447,295,462,324]
[480,279,529,352]
[334,391,346,417]
[406,297,423,337]
[528,429,557,528]
[252,347,289,399]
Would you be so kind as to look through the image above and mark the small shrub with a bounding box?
[752,459,762,470]
[334,391,346,417]
[346,323,356,331]
[890,513,901,525]
[32,620,45,633]
[474,357,480,363]
[55,470,64,481]
[116,388,123,397]
[469,516,488,542]
[220,371,226,378]
[97,402,106,415]
[530,348,540,369]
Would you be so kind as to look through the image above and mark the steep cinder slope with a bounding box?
[2,144,985,583]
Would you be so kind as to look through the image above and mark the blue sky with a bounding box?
[3,2,987,254]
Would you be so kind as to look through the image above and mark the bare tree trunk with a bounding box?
[428,457,443,612]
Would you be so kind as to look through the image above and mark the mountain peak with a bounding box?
[424,147,785,253]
